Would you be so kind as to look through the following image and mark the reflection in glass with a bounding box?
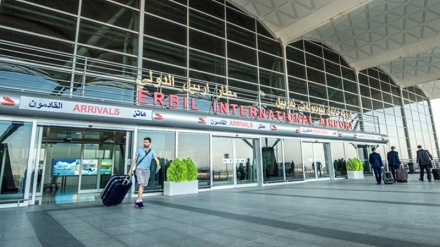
[212,137,234,186]
[284,139,303,180]
[262,137,283,182]
[0,121,32,199]
[332,142,346,178]
[178,132,210,188]
[235,138,257,184]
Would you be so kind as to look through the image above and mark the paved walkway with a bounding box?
[1,174,440,247]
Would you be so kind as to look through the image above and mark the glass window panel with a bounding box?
[142,60,186,77]
[228,78,258,94]
[393,96,402,106]
[381,81,390,93]
[343,79,358,94]
[82,0,138,31]
[307,68,325,84]
[286,46,305,64]
[289,77,308,95]
[283,139,303,180]
[145,16,186,45]
[341,67,355,81]
[370,88,382,101]
[143,38,186,67]
[259,69,285,91]
[189,30,225,56]
[328,87,343,102]
[382,93,393,104]
[146,0,186,24]
[258,36,282,56]
[367,68,379,78]
[329,100,343,109]
[189,71,226,85]
[259,52,283,72]
[369,77,380,89]
[190,9,225,37]
[178,132,210,187]
[304,41,322,57]
[362,97,372,109]
[226,7,255,31]
[391,86,400,96]
[325,60,340,76]
[324,48,339,63]
[290,40,304,50]
[359,73,368,85]
[78,20,138,56]
[25,0,80,14]
[0,121,33,199]
[308,82,326,99]
[227,24,255,48]
[189,0,224,19]
[326,74,342,89]
[227,42,257,65]
[189,50,226,76]
[76,46,137,74]
[228,60,257,83]
[290,93,308,102]
[287,62,306,79]
[344,92,359,106]
[260,85,286,97]
[379,72,390,82]
[306,54,324,70]
[257,22,273,38]
[310,97,327,106]
[0,1,77,41]
[372,100,384,110]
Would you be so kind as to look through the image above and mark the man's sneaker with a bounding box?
[134,201,144,208]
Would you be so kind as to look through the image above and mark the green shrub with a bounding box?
[347,158,363,171]
[166,157,198,182]
[166,158,187,182]
[184,158,198,182]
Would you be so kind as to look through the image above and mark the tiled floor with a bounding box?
[1,174,440,247]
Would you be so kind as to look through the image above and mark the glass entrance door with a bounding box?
[212,136,258,187]
[303,142,332,179]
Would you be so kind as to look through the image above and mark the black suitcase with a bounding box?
[432,169,440,181]
[100,175,132,206]
[383,171,394,184]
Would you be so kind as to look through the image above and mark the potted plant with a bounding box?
[164,158,198,196]
[346,158,364,179]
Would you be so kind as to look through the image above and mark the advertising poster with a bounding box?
[101,159,113,175]
[52,159,79,176]
[81,159,98,175]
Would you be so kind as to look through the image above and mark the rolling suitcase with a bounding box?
[432,169,440,181]
[100,175,132,206]
[395,167,408,183]
[383,171,394,184]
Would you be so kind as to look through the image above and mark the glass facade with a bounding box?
[0,0,439,205]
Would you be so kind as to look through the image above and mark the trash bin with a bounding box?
[408,162,415,174]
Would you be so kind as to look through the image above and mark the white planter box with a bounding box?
[347,171,364,179]
[164,180,198,196]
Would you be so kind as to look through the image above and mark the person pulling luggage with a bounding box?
[369,147,384,185]
[128,137,161,208]
[416,145,432,182]
[387,146,401,183]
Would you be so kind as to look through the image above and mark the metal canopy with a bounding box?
[228,0,440,99]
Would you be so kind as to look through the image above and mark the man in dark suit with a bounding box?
[369,147,384,184]
[416,145,433,182]
[387,146,401,183]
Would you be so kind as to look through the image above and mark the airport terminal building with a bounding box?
[0,0,438,207]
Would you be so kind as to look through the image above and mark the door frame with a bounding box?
[210,133,260,188]
[302,141,333,180]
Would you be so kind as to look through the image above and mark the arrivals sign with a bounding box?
[19,96,152,120]
[205,117,271,131]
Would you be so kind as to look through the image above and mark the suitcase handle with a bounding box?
[122,176,131,186]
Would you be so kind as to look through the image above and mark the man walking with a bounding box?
[387,146,401,182]
[128,137,160,208]
[369,147,384,184]
[416,145,432,182]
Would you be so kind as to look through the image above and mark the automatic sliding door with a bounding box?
[212,137,234,186]
[303,142,332,180]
